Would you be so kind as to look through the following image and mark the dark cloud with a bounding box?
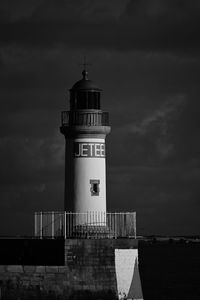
[118,0,200,53]
[0,0,200,54]
[0,133,64,235]
[0,0,200,235]
[106,93,200,235]
[107,164,200,235]
[0,181,64,235]
[109,93,200,169]
[0,134,64,185]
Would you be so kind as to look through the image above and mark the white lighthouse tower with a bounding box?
[60,69,110,214]
[34,68,143,300]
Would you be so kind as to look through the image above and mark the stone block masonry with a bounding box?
[0,238,138,299]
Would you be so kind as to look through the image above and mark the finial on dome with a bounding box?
[82,69,88,80]
[79,56,91,80]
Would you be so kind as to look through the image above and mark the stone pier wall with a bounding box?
[0,238,138,299]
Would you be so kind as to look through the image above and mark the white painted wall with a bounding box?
[74,157,106,212]
[115,249,143,300]
[66,137,107,215]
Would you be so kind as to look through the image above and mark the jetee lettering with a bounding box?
[74,142,105,158]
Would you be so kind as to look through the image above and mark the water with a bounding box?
[139,241,200,300]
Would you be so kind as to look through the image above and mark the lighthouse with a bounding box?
[60,69,110,214]
[33,68,143,300]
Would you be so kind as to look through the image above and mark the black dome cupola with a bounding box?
[70,70,101,110]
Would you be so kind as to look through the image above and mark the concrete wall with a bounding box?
[0,239,64,266]
[0,238,138,300]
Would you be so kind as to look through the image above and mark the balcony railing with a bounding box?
[34,212,136,239]
[61,111,109,127]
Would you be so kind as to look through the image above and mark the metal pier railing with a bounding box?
[34,212,136,239]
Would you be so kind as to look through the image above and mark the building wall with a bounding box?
[65,137,107,213]
[0,238,138,299]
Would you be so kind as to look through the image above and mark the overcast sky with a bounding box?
[0,0,200,236]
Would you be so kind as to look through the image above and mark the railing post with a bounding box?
[134,212,136,239]
[64,211,67,239]
[34,212,37,237]
[40,212,43,239]
[70,212,72,237]
[115,212,117,239]
[52,212,54,239]
[59,213,62,237]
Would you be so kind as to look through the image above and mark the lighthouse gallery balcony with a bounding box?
[61,110,109,127]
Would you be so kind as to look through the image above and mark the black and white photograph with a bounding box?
[0,1,200,299]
